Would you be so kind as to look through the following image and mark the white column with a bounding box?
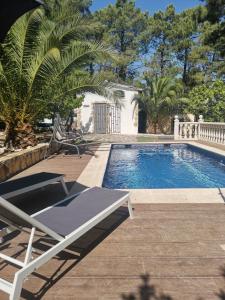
[174,115,179,140]
[198,115,204,140]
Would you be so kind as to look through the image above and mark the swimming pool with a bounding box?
[103,144,225,189]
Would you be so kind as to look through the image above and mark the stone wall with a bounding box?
[0,144,48,182]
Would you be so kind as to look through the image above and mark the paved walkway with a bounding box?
[85,134,174,143]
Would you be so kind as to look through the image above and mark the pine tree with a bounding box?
[94,0,149,82]
[147,5,176,77]
[202,0,225,75]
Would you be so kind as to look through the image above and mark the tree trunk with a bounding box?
[4,122,38,150]
[182,48,189,85]
[119,65,127,81]
[89,63,94,75]
[160,50,165,77]
[119,29,127,81]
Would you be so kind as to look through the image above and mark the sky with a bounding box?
[91,0,201,14]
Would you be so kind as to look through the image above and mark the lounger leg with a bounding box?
[10,273,24,300]
[10,228,36,299]
[74,144,81,158]
[60,179,69,195]
[24,227,36,266]
[0,229,5,244]
[0,227,11,244]
[127,197,134,219]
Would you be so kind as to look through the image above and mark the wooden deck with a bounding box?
[1,152,225,299]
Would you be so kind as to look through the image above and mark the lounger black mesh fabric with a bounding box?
[0,207,31,228]
[35,187,128,237]
[0,172,63,196]
[0,198,33,228]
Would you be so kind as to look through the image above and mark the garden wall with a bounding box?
[0,144,48,182]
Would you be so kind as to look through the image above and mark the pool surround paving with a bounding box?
[76,141,225,204]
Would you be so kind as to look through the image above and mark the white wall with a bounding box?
[79,89,138,135]
[120,90,138,135]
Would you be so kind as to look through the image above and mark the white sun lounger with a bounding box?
[0,172,69,199]
[0,187,133,300]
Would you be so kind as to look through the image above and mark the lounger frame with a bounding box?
[0,174,69,242]
[1,175,69,200]
[0,189,133,300]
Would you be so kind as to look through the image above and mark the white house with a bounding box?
[76,84,140,135]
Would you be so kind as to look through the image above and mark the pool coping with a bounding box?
[76,141,225,204]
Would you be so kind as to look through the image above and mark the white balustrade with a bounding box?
[174,115,225,145]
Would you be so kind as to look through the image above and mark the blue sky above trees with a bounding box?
[91,0,201,13]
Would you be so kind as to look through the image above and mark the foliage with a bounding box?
[146,5,176,78]
[187,80,225,121]
[142,4,221,91]
[45,0,92,15]
[1,0,225,143]
[94,0,149,82]
[201,0,225,76]
[0,2,114,148]
[133,76,186,133]
[171,7,205,87]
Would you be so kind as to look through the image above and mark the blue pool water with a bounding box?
[103,144,225,189]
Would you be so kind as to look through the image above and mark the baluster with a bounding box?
[215,126,217,143]
[187,124,190,139]
[179,124,182,139]
[211,127,214,142]
[194,124,198,139]
[219,126,222,143]
[214,126,217,143]
[215,126,218,142]
[192,123,194,139]
[201,125,204,140]
[197,123,225,144]
[190,124,193,139]
[202,125,205,140]
[181,124,184,139]
[184,124,187,139]
[219,127,222,143]
[199,124,204,139]
[209,126,211,141]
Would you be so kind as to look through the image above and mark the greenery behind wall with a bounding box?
[93,0,225,128]
[0,0,225,147]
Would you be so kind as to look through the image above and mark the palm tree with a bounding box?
[134,76,185,134]
[0,2,114,148]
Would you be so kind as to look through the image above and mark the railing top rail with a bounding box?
[200,122,225,126]
[179,122,225,126]
[179,122,199,124]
